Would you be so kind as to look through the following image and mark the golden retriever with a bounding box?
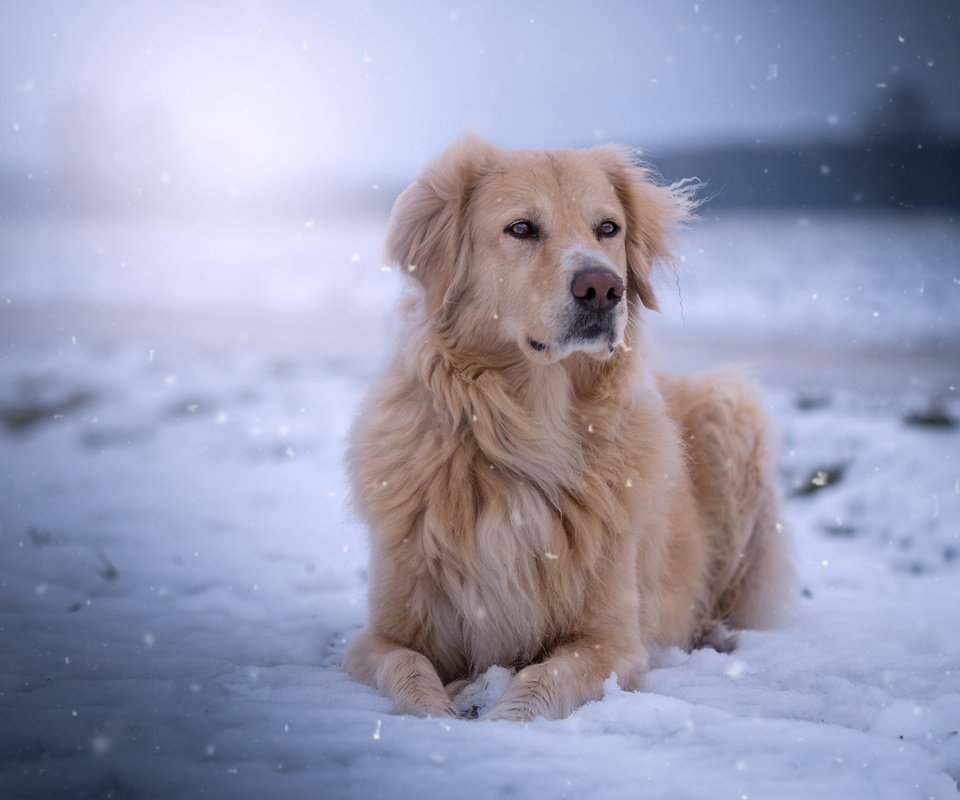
[343,135,791,721]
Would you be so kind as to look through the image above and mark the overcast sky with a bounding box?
[1,0,957,183]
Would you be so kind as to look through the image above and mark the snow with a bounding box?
[0,211,958,798]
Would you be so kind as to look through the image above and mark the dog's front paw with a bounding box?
[377,649,458,718]
[388,680,458,718]
[487,701,541,721]
[393,697,458,718]
[487,663,565,721]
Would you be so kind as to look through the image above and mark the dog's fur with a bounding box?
[343,136,791,721]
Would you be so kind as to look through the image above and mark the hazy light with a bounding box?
[175,61,309,179]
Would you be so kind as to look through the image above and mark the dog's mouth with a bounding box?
[561,309,620,350]
[528,338,548,352]
[526,310,622,360]
[572,322,612,341]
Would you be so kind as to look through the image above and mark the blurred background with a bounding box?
[1,4,959,794]
[1,0,957,391]
[2,0,960,214]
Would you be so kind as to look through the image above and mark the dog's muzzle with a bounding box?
[570,268,624,313]
[562,267,624,345]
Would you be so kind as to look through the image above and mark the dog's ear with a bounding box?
[384,135,494,315]
[595,146,698,311]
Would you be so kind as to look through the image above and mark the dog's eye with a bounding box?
[597,220,620,238]
[505,220,538,239]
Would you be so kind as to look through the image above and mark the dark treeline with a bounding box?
[4,136,957,217]
[652,137,960,210]
[2,83,957,215]
[652,83,960,210]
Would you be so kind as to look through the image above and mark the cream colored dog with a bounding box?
[344,136,790,721]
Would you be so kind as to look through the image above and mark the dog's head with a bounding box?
[385,135,695,364]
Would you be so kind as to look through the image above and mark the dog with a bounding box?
[343,135,791,721]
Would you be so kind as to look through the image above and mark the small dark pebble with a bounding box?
[794,393,832,412]
[28,525,54,548]
[801,587,814,599]
[99,552,120,581]
[793,464,846,497]
[0,389,97,433]
[903,406,957,429]
[822,522,858,538]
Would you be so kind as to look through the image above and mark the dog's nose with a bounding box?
[570,269,624,312]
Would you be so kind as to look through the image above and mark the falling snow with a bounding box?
[0,212,957,798]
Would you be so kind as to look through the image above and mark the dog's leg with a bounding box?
[726,484,793,630]
[658,369,791,632]
[487,640,645,721]
[343,629,457,718]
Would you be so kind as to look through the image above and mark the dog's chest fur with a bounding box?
[354,353,640,680]
[445,471,597,670]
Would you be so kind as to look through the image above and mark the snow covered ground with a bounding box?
[0,211,958,799]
